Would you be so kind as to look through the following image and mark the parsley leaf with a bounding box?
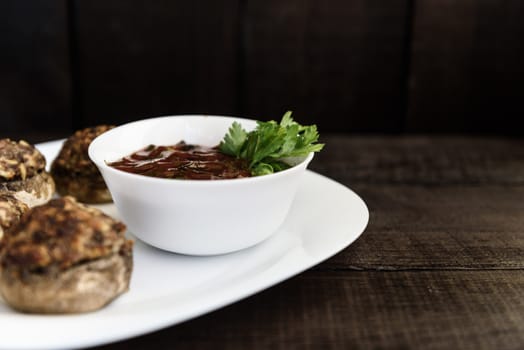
[219,111,324,176]
[219,122,247,158]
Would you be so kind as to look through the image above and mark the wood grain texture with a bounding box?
[0,0,72,135]
[407,0,524,135]
[310,135,524,185]
[323,185,524,270]
[94,270,524,350]
[310,136,524,270]
[242,0,409,132]
[75,0,240,127]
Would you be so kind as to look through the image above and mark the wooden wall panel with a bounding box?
[407,0,524,135]
[1,1,523,136]
[75,0,241,127]
[0,1,72,137]
[242,0,410,132]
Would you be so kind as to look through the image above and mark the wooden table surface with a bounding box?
[18,133,524,349]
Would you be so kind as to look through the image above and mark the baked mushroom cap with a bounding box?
[51,125,114,203]
[0,139,46,181]
[0,193,29,241]
[0,196,133,314]
[0,139,55,207]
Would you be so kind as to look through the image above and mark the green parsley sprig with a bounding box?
[219,111,324,176]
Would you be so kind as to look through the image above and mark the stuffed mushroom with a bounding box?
[51,125,114,203]
[0,139,55,207]
[0,196,133,314]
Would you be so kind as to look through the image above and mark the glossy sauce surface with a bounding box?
[108,141,251,180]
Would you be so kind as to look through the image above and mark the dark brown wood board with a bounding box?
[406,0,524,135]
[94,270,524,350]
[74,0,241,127]
[310,136,524,270]
[323,184,524,270]
[0,0,72,136]
[310,135,524,186]
[242,0,410,132]
[74,0,410,132]
[2,2,524,136]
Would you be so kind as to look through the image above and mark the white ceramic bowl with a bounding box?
[88,115,314,255]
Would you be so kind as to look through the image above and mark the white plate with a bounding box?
[0,140,369,350]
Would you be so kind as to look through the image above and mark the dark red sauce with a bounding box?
[108,141,251,180]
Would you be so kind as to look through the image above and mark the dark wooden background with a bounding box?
[1,0,523,139]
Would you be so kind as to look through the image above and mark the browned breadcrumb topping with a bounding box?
[0,193,29,235]
[0,139,46,181]
[51,125,114,177]
[0,196,132,271]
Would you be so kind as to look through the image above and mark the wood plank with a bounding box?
[310,135,524,186]
[93,270,524,349]
[242,0,409,132]
[75,0,240,127]
[0,0,72,135]
[407,0,524,135]
[308,136,524,270]
[323,185,524,270]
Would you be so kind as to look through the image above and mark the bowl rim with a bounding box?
[88,114,315,186]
